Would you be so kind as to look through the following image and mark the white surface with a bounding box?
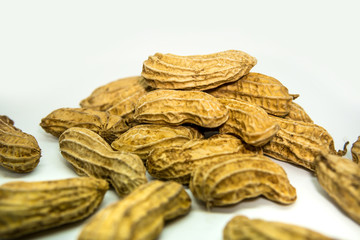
[1,0,360,239]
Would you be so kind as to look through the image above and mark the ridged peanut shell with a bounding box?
[78,180,191,240]
[351,136,360,164]
[142,50,257,91]
[59,127,147,197]
[111,124,203,161]
[133,89,229,128]
[0,177,108,239]
[190,155,296,207]
[147,134,263,184]
[40,107,128,143]
[0,115,14,126]
[80,76,149,111]
[315,151,360,224]
[207,72,294,117]
[285,101,313,123]
[263,117,339,171]
[223,215,332,240]
[219,98,280,146]
[0,118,41,173]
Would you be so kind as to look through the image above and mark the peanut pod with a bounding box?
[351,136,360,164]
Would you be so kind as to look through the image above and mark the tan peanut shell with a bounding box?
[219,98,280,146]
[0,115,14,126]
[133,89,229,128]
[315,151,360,224]
[207,72,294,117]
[147,134,263,184]
[223,215,332,240]
[59,127,147,197]
[0,177,108,240]
[0,118,41,173]
[141,50,257,91]
[190,155,296,207]
[351,136,360,164]
[285,101,313,123]
[40,107,128,143]
[78,180,191,240]
[111,124,203,161]
[263,117,340,171]
[79,76,149,111]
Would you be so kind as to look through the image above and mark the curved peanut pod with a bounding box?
[78,180,191,240]
[0,177,108,240]
[351,136,360,164]
[190,155,296,207]
[285,101,313,123]
[111,124,203,161]
[133,89,229,128]
[263,117,340,171]
[142,50,257,91]
[315,151,360,224]
[59,127,147,197]
[40,107,128,143]
[207,72,294,117]
[80,76,149,111]
[223,215,333,240]
[147,134,263,184]
[219,98,280,146]
[0,118,41,173]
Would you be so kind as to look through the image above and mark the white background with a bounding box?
[1,0,360,239]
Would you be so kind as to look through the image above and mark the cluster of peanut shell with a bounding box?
[1,50,359,240]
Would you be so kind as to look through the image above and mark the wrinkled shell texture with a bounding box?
[263,117,337,171]
[133,89,229,128]
[59,127,147,197]
[219,98,280,146]
[80,76,149,111]
[147,134,263,184]
[351,136,360,164]
[315,151,360,224]
[285,102,313,123]
[40,107,128,143]
[223,215,332,240]
[111,124,203,160]
[190,155,296,207]
[0,119,41,173]
[207,72,294,117]
[0,177,109,239]
[142,50,257,91]
[78,180,191,240]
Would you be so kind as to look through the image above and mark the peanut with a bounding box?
[59,127,147,197]
[190,155,296,208]
[351,136,360,164]
[285,101,313,123]
[142,50,257,91]
[0,117,41,173]
[223,215,332,240]
[78,180,191,240]
[0,177,108,239]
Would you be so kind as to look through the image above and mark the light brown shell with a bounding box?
[133,89,229,128]
[263,117,338,171]
[207,72,294,117]
[59,127,147,197]
[223,215,332,240]
[79,76,149,111]
[285,101,313,123]
[40,107,128,143]
[141,50,257,91]
[351,136,360,164]
[0,177,108,239]
[0,118,41,173]
[189,155,296,207]
[315,151,360,224]
[111,124,203,161]
[78,180,191,240]
[146,134,263,184]
[219,98,280,146]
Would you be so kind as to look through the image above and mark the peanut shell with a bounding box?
[351,136,360,164]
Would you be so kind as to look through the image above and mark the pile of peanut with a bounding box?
[0,50,359,239]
